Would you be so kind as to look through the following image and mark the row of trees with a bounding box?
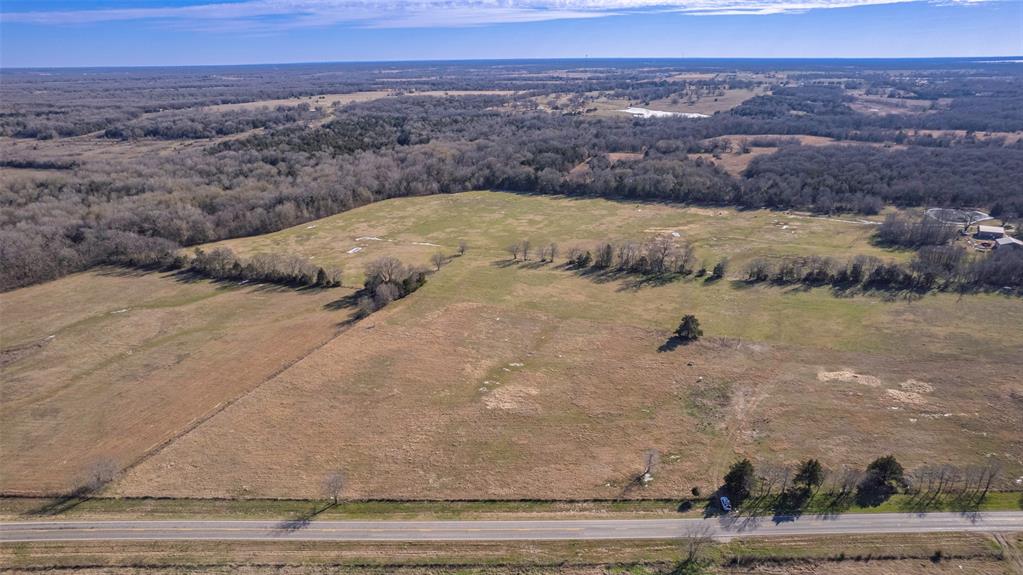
[505,239,558,262]
[566,236,701,277]
[723,455,1001,510]
[187,247,342,288]
[744,248,1023,292]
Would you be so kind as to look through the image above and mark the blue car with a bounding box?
[719,496,732,512]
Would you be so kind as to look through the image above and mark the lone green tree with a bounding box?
[675,315,703,342]
[856,455,905,506]
[865,455,904,485]
[794,458,825,492]
[723,458,755,504]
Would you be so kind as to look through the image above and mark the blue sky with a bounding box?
[1,0,1020,67]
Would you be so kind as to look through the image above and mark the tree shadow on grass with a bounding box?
[812,492,854,519]
[21,495,90,517]
[617,272,685,292]
[771,489,811,523]
[854,482,896,508]
[658,336,695,353]
[323,291,363,311]
[727,279,761,291]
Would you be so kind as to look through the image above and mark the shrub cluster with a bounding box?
[357,257,428,315]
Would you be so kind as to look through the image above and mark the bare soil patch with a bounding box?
[817,370,882,387]
[900,379,934,393]
[885,389,927,405]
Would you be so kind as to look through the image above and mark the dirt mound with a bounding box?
[817,370,882,387]
[886,389,926,405]
[900,379,934,393]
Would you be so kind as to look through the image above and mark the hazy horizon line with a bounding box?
[4,54,1022,71]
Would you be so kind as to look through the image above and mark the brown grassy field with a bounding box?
[0,270,355,494]
[72,191,1022,500]
[203,91,393,112]
[0,532,1013,573]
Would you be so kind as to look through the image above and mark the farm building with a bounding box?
[975,225,1006,240]
[994,236,1023,250]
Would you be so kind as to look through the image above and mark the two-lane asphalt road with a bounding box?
[3,512,1022,542]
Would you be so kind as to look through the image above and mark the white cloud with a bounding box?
[0,0,996,29]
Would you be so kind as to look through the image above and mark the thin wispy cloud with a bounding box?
[0,0,996,29]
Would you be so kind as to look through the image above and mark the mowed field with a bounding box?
[60,191,1020,499]
[0,271,355,494]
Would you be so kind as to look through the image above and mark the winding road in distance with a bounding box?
[2,512,1022,542]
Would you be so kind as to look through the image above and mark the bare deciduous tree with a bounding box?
[76,457,119,496]
[431,252,446,271]
[680,523,714,565]
[457,240,468,256]
[506,243,521,261]
[373,282,401,308]
[322,470,345,505]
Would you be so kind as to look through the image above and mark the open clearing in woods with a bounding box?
[29,190,1007,500]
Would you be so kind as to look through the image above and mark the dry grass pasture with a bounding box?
[0,532,1013,573]
[0,270,355,494]
[690,134,902,176]
[81,191,1023,499]
[645,86,763,116]
[203,91,393,112]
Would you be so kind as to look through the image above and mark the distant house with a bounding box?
[994,236,1023,250]
[975,225,1006,240]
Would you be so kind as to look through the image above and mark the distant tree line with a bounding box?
[101,105,324,140]
[4,65,1023,291]
[744,248,1023,292]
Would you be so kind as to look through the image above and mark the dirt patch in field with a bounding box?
[483,385,540,412]
[817,370,882,387]
[885,389,927,405]
[900,379,934,393]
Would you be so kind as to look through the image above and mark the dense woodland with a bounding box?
[2,59,1022,290]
